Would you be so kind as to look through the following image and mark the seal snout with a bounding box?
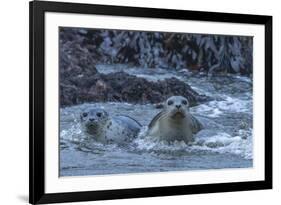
[175,104,181,109]
[172,110,185,119]
[89,118,96,122]
[87,117,99,126]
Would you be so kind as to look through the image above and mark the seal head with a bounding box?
[165,96,190,119]
[80,108,109,137]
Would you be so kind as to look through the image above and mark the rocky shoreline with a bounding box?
[60,71,210,107]
[59,27,251,107]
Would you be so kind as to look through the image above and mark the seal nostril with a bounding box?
[176,105,181,109]
[89,118,95,122]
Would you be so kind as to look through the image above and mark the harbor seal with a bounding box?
[147,96,203,143]
[80,108,141,144]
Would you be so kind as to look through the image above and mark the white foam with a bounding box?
[60,122,83,142]
[134,127,252,160]
[193,95,252,118]
[211,96,251,113]
[192,131,252,159]
[193,104,223,118]
[61,119,253,160]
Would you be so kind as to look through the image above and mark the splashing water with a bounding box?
[60,66,253,176]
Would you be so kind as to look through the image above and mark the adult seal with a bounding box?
[147,96,203,143]
[80,108,141,144]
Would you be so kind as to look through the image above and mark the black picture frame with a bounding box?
[29,0,272,204]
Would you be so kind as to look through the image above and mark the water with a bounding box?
[60,65,253,176]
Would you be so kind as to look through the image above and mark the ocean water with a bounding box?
[60,66,253,176]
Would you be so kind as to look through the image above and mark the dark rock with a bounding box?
[59,27,212,107]
[60,71,210,107]
[60,27,253,75]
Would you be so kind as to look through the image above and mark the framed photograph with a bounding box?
[29,0,272,204]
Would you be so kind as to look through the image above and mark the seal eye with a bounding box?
[96,112,102,117]
[82,112,88,117]
[167,100,174,105]
[182,100,188,105]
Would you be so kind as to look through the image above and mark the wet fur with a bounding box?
[148,96,202,143]
[80,108,141,144]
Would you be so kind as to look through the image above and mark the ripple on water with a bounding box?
[60,67,253,176]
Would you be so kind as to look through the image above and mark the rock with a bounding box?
[60,83,78,106]
[58,28,213,107]
[60,71,210,107]
[60,27,253,75]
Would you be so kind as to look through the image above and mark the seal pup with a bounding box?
[147,96,202,143]
[80,108,141,144]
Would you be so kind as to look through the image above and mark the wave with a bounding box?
[193,95,252,118]
[132,127,252,160]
